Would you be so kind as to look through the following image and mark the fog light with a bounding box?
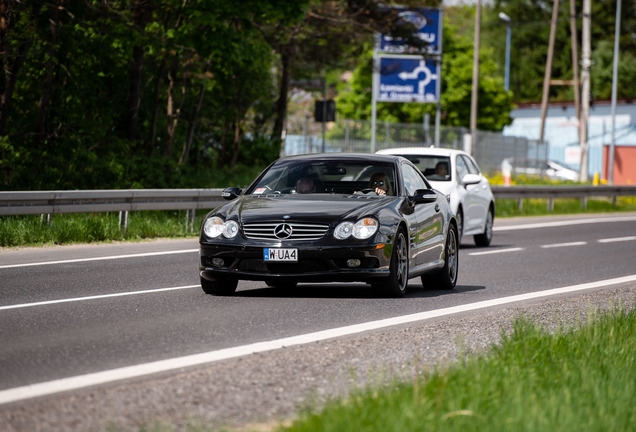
[347,259,361,268]
[211,258,225,267]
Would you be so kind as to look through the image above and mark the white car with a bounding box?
[376,147,495,246]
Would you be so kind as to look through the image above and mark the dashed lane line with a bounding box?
[468,247,524,256]
[0,285,199,311]
[0,249,198,269]
[540,241,587,249]
[598,236,636,243]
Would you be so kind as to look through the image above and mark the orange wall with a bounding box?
[603,146,636,185]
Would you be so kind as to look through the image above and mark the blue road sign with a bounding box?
[378,8,442,55]
[378,56,439,103]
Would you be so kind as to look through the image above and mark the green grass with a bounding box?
[279,307,636,432]
[0,211,205,248]
[495,196,636,217]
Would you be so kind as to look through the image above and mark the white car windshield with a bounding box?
[397,155,451,181]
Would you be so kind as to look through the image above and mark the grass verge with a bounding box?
[0,211,205,248]
[279,307,636,432]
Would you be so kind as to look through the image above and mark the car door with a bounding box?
[401,163,445,269]
[455,155,483,233]
[461,155,491,230]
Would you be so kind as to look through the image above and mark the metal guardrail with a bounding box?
[491,185,636,210]
[0,189,227,230]
[1,185,635,217]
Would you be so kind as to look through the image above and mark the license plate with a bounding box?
[263,248,298,262]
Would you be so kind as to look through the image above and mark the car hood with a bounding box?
[215,194,395,224]
[427,181,452,194]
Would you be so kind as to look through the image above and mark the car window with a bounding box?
[461,155,480,175]
[455,155,469,183]
[247,160,397,196]
[395,155,451,182]
[402,164,429,196]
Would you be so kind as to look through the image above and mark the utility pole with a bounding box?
[469,0,481,155]
[539,0,560,143]
[609,0,622,184]
[569,0,581,122]
[579,0,591,182]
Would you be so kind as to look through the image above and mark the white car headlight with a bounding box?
[203,216,225,238]
[334,218,378,240]
[353,218,378,239]
[333,222,354,240]
[223,220,240,238]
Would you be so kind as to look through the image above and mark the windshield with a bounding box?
[397,155,451,182]
[248,160,397,196]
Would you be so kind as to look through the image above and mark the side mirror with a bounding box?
[221,187,242,201]
[412,189,438,204]
[462,173,481,186]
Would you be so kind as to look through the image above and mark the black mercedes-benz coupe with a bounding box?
[199,153,458,297]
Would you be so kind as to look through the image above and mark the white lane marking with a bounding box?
[468,247,523,256]
[540,241,587,249]
[598,236,636,243]
[0,285,199,311]
[1,274,635,406]
[0,249,198,269]
[494,215,636,232]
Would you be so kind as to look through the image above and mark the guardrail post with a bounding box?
[517,198,523,211]
[118,211,129,231]
[612,196,617,206]
[186,209,196,232]
[581,197,588,209]
[40,214,51,227]
[547,198,554,211]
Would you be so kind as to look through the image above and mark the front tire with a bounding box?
[474,208,494,247]
[372,228,409,297]
[421,223,458,290]
[200,277,238,296]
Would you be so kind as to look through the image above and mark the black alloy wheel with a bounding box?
[373,228,409,297]
[201,277,238,295]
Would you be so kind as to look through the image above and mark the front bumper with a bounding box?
[199,243,392,283]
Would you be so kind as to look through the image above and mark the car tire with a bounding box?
[421,223,459,290]
[474,208,493,247]
[456,207,464,242]
[372,228,409,297]
[265,281,298,289]
[200,276,238,296]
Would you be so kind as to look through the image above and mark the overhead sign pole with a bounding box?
[371,34,380,153]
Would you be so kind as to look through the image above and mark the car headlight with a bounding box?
[203,217,240,239]
[333,218,378,240]
[223,220,239,238]
[353,218,378,239]
[333,221,354,240]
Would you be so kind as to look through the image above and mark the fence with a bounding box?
[284,119,547,175]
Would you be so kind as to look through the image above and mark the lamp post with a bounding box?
[498,12,512,92]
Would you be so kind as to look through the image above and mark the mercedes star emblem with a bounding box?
[274,223,293,239]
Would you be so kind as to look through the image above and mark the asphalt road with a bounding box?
[1,212,635,397]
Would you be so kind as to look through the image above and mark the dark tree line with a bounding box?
[0,0,431,191]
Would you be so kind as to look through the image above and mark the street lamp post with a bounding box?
[498,12,512,92]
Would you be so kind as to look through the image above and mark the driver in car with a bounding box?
[296,177,316,194]
[369,172,389,196]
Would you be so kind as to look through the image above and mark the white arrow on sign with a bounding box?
[397,60,437,95]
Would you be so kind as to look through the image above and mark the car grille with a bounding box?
[242,223,329,240]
